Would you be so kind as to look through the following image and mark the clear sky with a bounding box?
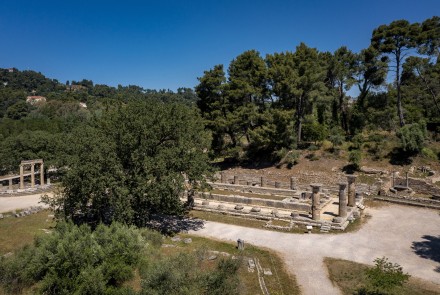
[1,0,438,91]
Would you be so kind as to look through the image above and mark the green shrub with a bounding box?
[349,150,362,171]
[396,123,426,153]
[0,222,158,294]
[421,147,437,160]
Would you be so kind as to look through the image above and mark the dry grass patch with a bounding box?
[0,210,55,255]
[324,257,440,295]
[162,235,301,295]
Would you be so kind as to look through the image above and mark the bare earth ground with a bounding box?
[190,205,440,295]
[0,193,50,213]
[2,193,440,295]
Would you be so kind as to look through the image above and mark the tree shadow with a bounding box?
[411,235,440,272]
[146,214,205,236]
[388,148,414,165]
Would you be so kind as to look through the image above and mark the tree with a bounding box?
[371,20,421,127]
[47,100,213,227]
[267,43,326,143]
[5,100,30,120]
[353,47,388,108]
[326,46,356,131]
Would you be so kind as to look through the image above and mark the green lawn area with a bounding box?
[324,257,440,295]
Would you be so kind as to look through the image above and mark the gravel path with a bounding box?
[190,205,440,295]
[0,193,50,213]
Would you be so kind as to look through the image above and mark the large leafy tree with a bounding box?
[371,19,421,127]
[267,43,326,143]
[49,100,213,227]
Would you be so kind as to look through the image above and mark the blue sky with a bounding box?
[1,0,438,91]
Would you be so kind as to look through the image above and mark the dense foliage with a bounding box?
[42,100,213,227]
[0,222,150,294]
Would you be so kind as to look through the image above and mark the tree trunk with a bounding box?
[396,51,406,127]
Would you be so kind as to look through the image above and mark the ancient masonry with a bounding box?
[189,172,365,231]
[0,159,50,194]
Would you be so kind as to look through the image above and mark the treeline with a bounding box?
[195,17,440,161]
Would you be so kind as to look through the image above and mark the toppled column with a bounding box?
[311,183,322,221]
[347,175,357,207]
[19,164,24,189]
[338,183,348,218]
[31,164,35,188]
[290,177,296,190]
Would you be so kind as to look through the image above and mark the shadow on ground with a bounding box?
[147,214,205,235]
[411,235,440,272]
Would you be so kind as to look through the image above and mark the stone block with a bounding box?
[332,217,343,223]
[250,207,261,212]
[183,238,192,244]
[234,205,244,210]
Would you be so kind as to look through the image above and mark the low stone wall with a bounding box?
[209,182,299,198]
[198,192,311,212]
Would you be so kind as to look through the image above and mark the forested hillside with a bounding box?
[0,16,439,175]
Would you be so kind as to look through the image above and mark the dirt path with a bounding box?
[0,193,51,213]
[190,205,440,295]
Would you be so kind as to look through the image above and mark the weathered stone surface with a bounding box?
[183,238,192,244]
[201,200,209,205]
[234,205,244,210]
[263,269,273,276]
[171,236,181,242]
[333,217,343,223]
[250,207,261,212]
[208,255,217,260]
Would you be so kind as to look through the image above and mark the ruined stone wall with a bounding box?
[199,192,311,212]
[395,177,440,196]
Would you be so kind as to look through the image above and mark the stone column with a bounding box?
[338,183,348,218]
[19,164,24,189]
[260,176,264,187]
[405,172,409,188]
[9,179,13,190]
[233,175,239,185]
[311,184,322,221]
[220,172,226,183]
[290,177,296,190]
[31,164,35,188]
[392,171,395,188]
[347,175,357,207]
[40,163,44,186]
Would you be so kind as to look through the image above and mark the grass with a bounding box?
[209,188,288,201]
[0,210,55,255]
[324,257,440,295]
[161,234,301,295]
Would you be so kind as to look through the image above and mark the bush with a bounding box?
[349,150,362,171]
[0,222,158,294]
[274,148,299,167]
[362,257,410,294]
[396,123,426,153]
[421,147,437,160]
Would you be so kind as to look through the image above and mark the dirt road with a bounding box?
[0,193,51,213]
[190,205,440,295]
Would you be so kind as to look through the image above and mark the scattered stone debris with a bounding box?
[263,268,273,276]
[208,255,217,260]
[161,244,176,248]
[171,236,181,242]
[248,258,256,272]
[183,238,192,244]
